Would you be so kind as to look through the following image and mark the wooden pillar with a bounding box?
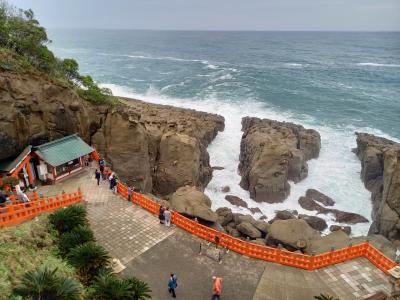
[26,161,34,185]
[52,167,56,184]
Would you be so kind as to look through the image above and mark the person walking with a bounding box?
[109,173,115,190]
[168,273,177,298]
[95,169,101,186]
[112,176,118,194]
[159,206,165,224]
[164,207,171,227]
[128,186,134,202]
[99,158,105,176]
[211,276,222,300]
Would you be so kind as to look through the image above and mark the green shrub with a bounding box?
[13,267,82,300]
[68,242,110,285]
[48,205,88,234]
[314,294,339,300]
[126,277,152,300]
[90,271,152,300]
[58,225,95,256]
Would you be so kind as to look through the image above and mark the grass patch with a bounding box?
[0,215,77,300]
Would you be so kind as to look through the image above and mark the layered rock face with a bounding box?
[0,72,98,159]
[93,99,224,195]
[238,117,321,203]
[355,132,400,241]
[0,72,224,195]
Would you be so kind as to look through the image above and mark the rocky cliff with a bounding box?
[355,132,400,241]
[238,117,320,203]
[0,71,224,195]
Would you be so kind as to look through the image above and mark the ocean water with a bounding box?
[49,30,400,235]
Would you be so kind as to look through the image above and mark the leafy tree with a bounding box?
[62,58,79,81]
[68,242,110,284]
[13,267,82,300]
[0,0,117,104]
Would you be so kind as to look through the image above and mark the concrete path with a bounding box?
[37,167,392,300]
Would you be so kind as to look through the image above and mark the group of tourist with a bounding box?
[167,273,223,299]
[158,205,171,226]
[95,158,120,193]
[94,158,224,299]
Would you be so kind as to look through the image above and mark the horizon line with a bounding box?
[47,28,400,33]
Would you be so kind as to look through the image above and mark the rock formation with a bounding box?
[0,71,224,195]
[169,186,218,222]
[238,117,320,203]
[298,191,368,224]
[267,219,321,250]
[354,132,400,241]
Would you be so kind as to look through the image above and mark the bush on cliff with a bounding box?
[0,0,117,105]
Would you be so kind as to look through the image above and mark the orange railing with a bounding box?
[0,190,83,228]
[117,181,398,273]
[93,150,398,273]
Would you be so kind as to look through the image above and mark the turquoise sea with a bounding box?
[49,30,400,235]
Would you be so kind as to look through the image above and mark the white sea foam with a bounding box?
[205,64,218,69]
[357,62,400,67]
[284,63,304,68]
[100,83,399,236]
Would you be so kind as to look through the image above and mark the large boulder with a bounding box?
[298,193,369,224]
[275,210,297,220]
[330,225,351,235]
[267,219,320,249]
[298,214,328,231]
[216,207,234,226]
[169,186,217,222]
[305,189,335,206]
[355,132,400,241]
[236,222,262,238]
[224,195,248,208]
[253,220,270,234]
[305,231,351,254]
[238,117,320,203]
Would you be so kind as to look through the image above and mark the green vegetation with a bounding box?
[0,216,77,299]
[48,204,88,234]
[2,204,152,299]
[68,242,111,285]
[58,225,95,256]
[314,294,340,300]
[90,272,152,300]
[13,267,82,300]
[0,0,118,105]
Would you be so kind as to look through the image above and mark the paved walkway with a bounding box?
[37,167,392,300]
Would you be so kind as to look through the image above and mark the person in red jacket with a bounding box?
[211,276,222,300]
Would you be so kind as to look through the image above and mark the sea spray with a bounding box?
[100,83,400,236]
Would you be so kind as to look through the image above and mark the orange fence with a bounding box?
[117,181,398,273]
[93,151,398,273]
[0,190,83,228]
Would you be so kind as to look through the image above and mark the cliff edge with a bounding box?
[355,132,400,241]
[238,117,320,203]
[0,71,224,195]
